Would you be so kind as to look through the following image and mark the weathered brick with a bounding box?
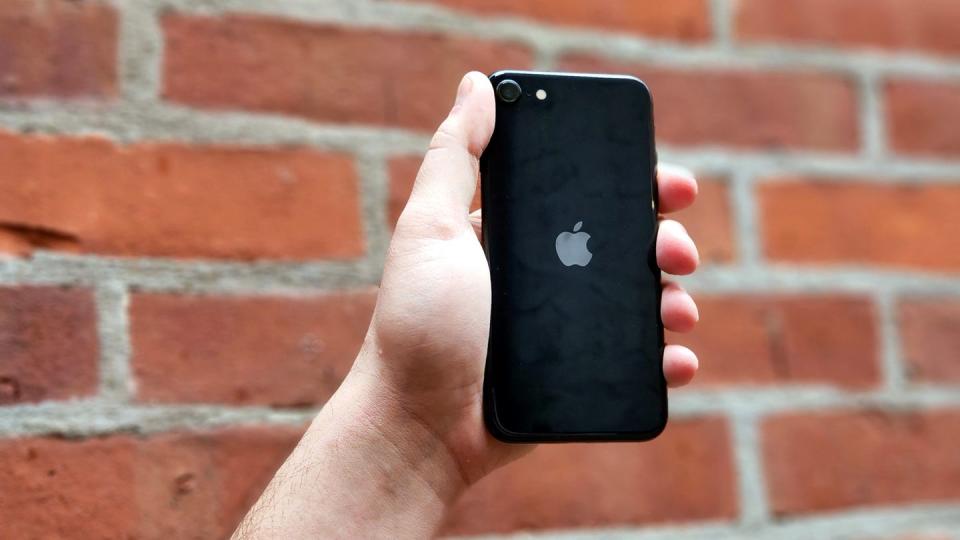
[886,80,960,158]
[0,0,117,98]
[142,427,303,537]
[401,0,710,41]
[763,410,960,515]
[0,436,138,537]
[442,417,736,534]
[163,15,533,131]
[735,0,960,56]
[0,426,302,539]
[560,55,859,152]
[0,131,363,260]
[0,286,98,405]
[669,295,880,388]
[758,180,960,270]
[131,291,376,406]
[898,298,960,383]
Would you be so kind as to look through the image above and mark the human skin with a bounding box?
[232,72,701,539]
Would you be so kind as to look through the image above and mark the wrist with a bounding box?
[296,354,468,535]
[234,351,468,539]
[319,365,469,502]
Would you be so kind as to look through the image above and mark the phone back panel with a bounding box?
[482,71,665,441]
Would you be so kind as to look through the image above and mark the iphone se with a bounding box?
[481,71,665,442]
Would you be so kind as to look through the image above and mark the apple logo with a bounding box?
[555,221,593,267]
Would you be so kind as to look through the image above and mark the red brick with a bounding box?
[0,436,138,537]
[886,80,960,158]
[401,0,710,41]
[671,176,734,264]
[388,155,480,229]
[0,426,302,539]
[735,0,960,56]
[763,410,960,515]
[759,180,960,271]
[898,298,960,383]
[0,0,117,98]
[0,286,98,405]
[560,55,859,152]
[442,417,735,534]
[0,131,363,260]
[131,290,376,406]
[163,15,533,131]
[140,427,303,537]
[669,295,879,388]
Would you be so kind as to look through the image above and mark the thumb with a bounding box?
[403,72,494,232]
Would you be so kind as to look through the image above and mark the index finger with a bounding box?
[657,163,698,214]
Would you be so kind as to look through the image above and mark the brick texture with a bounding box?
[131,290,376,406]
[0,426,302,539]
[0,286,99,405]
[442,417,736,535]
[886,80,960,158]
[560,55,859,152]
[0,131,363,260]
[0,0,117,98]
[669,295,880,388]
[130,291,375,406]
[898,298,960,383]
[763,410,960,515]
[401,0,710,41]
[759,180,960,271]
[735,0,960,56]
[163,14,533,131]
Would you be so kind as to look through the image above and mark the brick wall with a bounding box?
[1,0,959,538]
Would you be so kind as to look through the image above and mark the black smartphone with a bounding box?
[481,70,665,443]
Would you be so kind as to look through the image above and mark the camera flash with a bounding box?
[536,89,547,100]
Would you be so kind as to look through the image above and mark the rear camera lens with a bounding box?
[496,79,522,103]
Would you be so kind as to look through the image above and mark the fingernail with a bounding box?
[455,74,474,106]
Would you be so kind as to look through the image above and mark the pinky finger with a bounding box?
[664,344,698,388]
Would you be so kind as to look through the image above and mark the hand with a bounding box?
[357,71,701,481]
[234,72,701,539]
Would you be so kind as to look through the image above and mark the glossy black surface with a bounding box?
[481,71,665,442]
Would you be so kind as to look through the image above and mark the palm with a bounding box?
[370,200,528,482]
